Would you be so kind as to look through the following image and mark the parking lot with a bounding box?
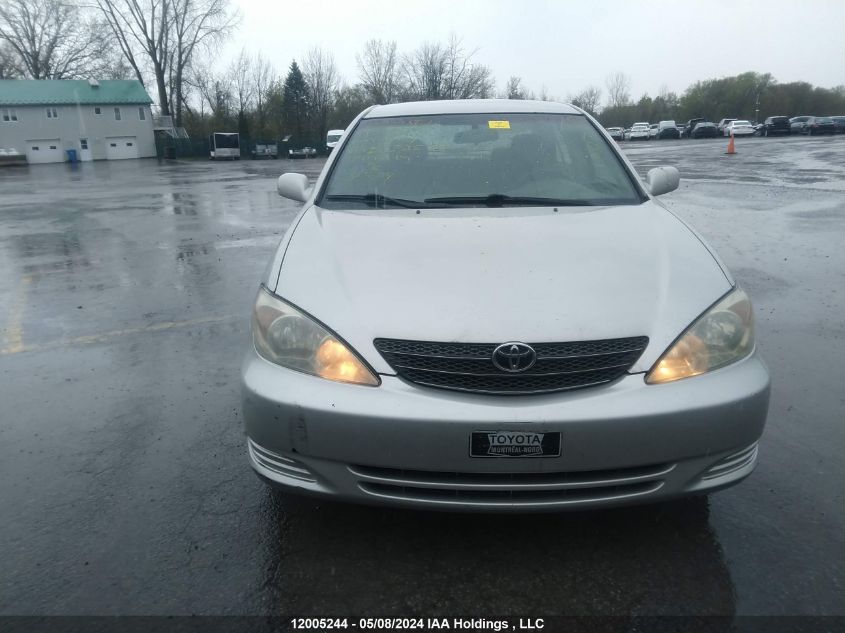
[1,134,843,617]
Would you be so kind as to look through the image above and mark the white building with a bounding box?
[0,79,157,164]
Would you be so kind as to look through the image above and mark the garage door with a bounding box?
[106,137,139,160]
[26,139,63,164]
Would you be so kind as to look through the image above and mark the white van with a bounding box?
[326,129,344,152]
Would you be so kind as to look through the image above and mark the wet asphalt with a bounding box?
[1,136,843,617]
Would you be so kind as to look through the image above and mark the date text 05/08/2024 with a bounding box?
[290,618,546,631]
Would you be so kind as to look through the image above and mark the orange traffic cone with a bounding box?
[726,133,736,155]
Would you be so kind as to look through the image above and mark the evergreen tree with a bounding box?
[282,61,310,138]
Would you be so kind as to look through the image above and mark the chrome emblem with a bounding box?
[492,342,537,373]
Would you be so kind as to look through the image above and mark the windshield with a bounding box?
[214,133,239,148]
[319,113,642,208]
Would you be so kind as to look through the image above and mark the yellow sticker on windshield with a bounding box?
[488,120,510,129]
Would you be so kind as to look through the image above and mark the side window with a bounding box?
[138,107,146,121]
[114,107,122,121]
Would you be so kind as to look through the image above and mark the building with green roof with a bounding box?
[0,79,156,163]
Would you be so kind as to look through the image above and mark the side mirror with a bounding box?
[646,166,680,197]
[277,172,312,202]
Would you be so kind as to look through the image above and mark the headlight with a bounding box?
[646,287,754,384]
[252,286,379,386]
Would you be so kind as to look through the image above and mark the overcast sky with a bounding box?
[222,0,845,100]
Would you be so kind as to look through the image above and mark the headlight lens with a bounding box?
[646,287,754,384]
[252,286,379,386]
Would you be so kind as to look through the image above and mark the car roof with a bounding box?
[363,99,582,118]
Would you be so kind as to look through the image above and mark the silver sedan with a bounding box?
[241,100,770,512]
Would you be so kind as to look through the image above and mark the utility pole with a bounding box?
[755,92,760,124]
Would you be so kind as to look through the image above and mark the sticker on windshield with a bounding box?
[488,120,510,129]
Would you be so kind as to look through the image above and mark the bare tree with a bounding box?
[184,58,232,134]
[169,0,237,125]
[0,42,19,78]
[401,41,446,101]
[251,52,274,138]
[228,48,254,130]
[401,36,493,101]
[357,39,399,104]
[442,35,493,99]
[303,46,339,141]
[504,76,527,100]
[0,0,116,79]
[569,86,602,115]
[605,71,631,108]
[95,0,236,119]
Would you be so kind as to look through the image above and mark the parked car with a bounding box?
[626,123,650,140]
[648,123,659,139]
[691,121,718,138]
[716,118,737,136]
[251,141,278,159]
[657,120,681,140]
[831,116,845,134]
[249,99,770,512]
[289,146,318,158]
[606,127,624,141]
[724,120,755,137]
[682,118,705,138]
[789,116,811,134]
[802,116,835,135]
[326,129,344,152]
[0,147,26,166]
[758,116,790,137]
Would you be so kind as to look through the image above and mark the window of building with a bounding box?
[114,107,121,121]
[94,107,102,115]
[138,107,146,121]
[2,108,18,122]
[80,139,89,150]
[46,107,59,119]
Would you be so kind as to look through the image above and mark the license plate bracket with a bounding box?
[470,431,561,458]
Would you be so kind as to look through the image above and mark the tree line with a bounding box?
[596,72,845,127]
[2,1,843,143]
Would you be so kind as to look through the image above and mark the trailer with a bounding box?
[209,132,240,160]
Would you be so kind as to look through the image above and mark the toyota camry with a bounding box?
[241,100,770,512]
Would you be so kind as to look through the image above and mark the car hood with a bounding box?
[273,202,732,375]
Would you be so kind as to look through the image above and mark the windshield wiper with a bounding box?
[423,194,594,207]
[324,193,440,209]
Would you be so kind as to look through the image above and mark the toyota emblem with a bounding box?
[492,342,537,373]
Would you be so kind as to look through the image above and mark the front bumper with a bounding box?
[241,347,770,512]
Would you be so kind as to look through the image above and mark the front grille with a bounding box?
[373,336,648,395]
[350,462,673,508]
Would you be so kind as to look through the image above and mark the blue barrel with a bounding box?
[66,149,78,163]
